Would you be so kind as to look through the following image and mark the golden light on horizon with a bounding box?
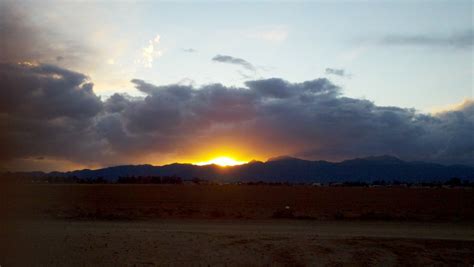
[195,156,247,167]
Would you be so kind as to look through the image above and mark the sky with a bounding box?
[0,0,473,171]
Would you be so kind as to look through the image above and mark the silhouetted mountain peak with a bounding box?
[266,155,304,162]
[342,155,405,165]
[7,155,474,183]
[362,155,404,163]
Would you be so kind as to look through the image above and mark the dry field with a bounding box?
[1,184,473,266]
[3,184,474,221]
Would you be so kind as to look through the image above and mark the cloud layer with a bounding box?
[0,63,104,165]
[1,62,473,171]
[212,55,256,71]
[379,30,473,48]
[325,68,347,77]
[139,35,162,68]
[0,2,93,68]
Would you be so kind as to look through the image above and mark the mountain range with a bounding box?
[6,155,474,183]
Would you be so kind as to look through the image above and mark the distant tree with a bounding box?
[95,177,107,184]
[445,177,461,186]
[191,177,202,184]
[372,180,386,186]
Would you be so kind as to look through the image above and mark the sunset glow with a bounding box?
[195,156,247,167]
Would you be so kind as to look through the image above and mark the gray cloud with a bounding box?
[0,62,104,166]
[101,77,474,166]
[1,62,473,171]
[0,1,95,68]
[182,48,197,53]
[379,30,473,48]
[212,54,256,71]
[0,1,45,63]
[325,68,347,77]
[0,63,102,119]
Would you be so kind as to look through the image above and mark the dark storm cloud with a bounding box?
[100,76,474,166]
[212,55,256,71]
[0,63,104,164]
[0,63,102,119]
[1,62,473,170]
[380,30,473,48]
[245,78,339,99]
[325,68,347,77]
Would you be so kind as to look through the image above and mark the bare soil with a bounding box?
[1,220,473,266]
[1,184,473,266]
[3,184,473,221]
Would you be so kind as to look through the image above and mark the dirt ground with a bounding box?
[3,184,474,221]
[1,184,473,266]
[1,220,473,266]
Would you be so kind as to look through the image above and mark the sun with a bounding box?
[195,156,246,167]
